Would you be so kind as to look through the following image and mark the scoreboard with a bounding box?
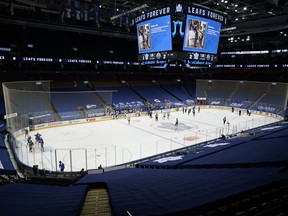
[133,3,225,67]
[138,51,217,65]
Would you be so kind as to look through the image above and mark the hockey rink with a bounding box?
[15,108,280,172]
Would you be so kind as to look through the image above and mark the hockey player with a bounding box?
[59,161,65,172]
[34,133,42,143]
[38,137,44,152]
[155,113,158,121]
[246,109,251,116]
[24,128,29,139]
[167,111,170,119]
[27,136,34,152]
[27,135,32,143]
[175,118,179,127]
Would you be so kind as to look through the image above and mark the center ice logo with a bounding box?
[153,156,184,163]
[158,122,194,131]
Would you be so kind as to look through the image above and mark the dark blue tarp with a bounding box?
[180,137,288,168]
[75,167,288,216]
[0,183,88,216]
[0,148,16,175]
[0,120,6,133]
[0,134,6,148]
[136,136,253,168]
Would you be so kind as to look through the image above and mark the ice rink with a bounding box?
[15,108,280,172]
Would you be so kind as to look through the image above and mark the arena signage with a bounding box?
[197,97,206,100]
[153,155,184,163]
[185,5,225,23]
[154,99,161,103]
[215,64,236,68]
[230,102,243,107]
[4,112,17,119]
[131,6,171,24]
[186,99,195,103]
[86,118,97,122]
[171,3,227,23]
[261,126,282,131]
[204,142,230,148]
[48,122,63,127]
[34,124,46,129]
[36,58,53,62]
[210,101,221,105]
[22,57,53,62]
[66,59,92,63]
[257,106,276,112]
[87,112,105,117]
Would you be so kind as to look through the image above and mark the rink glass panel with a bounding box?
[2,81,113,132]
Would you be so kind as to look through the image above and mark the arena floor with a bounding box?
[16,108,280,172]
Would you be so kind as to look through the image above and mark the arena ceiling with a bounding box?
[103,0,288,23]
[15,0,288,26]
[6,0,288,36]
[104,0,288,35]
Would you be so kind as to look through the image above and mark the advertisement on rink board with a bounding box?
[31,116,112,130]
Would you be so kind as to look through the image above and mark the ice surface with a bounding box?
[15,108,279,172]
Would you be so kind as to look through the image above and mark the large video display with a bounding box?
[137,15,172,54]
[183,15,222,54]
